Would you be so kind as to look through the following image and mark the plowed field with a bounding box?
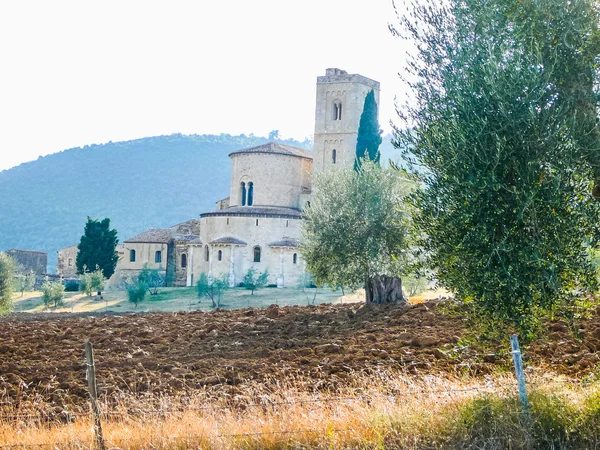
[0,302,599,413]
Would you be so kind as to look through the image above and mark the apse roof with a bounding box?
[229,142,313,160]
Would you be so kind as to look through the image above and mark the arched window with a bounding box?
[130,249,136,262]
[68,258,72,267]
[247,182,254,206]
[241,182,247,206]
[253,246,261,263]
[333,101,342,120]
[155,250,162,263]
[332,149,337,164]
[205,245,209,262]
[256,219,259,226]
[293,253,297,264]
[218,250,222,261]
[181,253,187,268]
[286,220,289,227]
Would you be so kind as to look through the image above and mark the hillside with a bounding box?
[0,133,401,272]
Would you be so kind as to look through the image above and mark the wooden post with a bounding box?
[85,340,106,450]
[510,335,529,415]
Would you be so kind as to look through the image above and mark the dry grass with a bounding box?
[1,371,597,449]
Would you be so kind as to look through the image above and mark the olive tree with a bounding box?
[392,0,600,333]
[0,253,15,315]
[302,159,414,303]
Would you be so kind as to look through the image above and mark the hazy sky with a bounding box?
[0,0,408,172]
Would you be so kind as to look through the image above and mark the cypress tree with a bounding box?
[354,90,382,170]
[76,217,119,279]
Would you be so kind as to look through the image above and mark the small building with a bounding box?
[5,249,47,276]
[57,244,79,278]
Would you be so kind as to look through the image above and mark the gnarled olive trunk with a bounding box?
[365,275,405,304]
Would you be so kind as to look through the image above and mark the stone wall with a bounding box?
[313,69,380,174]
[57,245,79,278]
[190,213,305,287]
[6,249,47,276]
[229,153,313,209]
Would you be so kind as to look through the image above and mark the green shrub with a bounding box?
[242,267,268,295]
[64,280,79,292]
[41,280,65,308]
[80,268,106,296]
[127,282,147,307]
[0,253,14,315]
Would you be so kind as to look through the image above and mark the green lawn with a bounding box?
[11,286,356,314]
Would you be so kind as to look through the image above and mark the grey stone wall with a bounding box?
[6,249,47,276]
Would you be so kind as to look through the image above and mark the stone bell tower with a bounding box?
[312,68,380,175]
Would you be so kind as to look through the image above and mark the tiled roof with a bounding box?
[268,238,300,248]
[6,249,47,255]
[171,219,201,235]
[229,142,313,160]
[201,206,303,219]
[124,228,172,244]
[173,234,201,243]
[210,236,247,245]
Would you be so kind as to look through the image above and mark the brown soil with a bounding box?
[0,302,599,413]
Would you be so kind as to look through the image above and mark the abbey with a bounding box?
[57,68,380,288]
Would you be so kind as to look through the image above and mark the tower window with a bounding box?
[256,219,259,226]
[293,253,297,264]
[68,258,72,267]
[332,149,337,164]
[241,182,247,206]
[205,245,209,262]
[155,251,162,264]
[248,182,254,206]
[181,253,187,268]
[333,101,342,120]
[130,249,136,262]
[253,246,261,263]
[227,218,230,225]
[218,250,222,261]
[286,220,289,227]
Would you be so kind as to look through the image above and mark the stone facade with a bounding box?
[6,249,47,276]
[55,68,378,291]
[57,245,79,278]
[313,68,380,174]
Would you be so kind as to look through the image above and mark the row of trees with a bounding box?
[304,0,600,336]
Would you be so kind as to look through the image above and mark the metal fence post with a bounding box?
[510,335,529,415]
[85,339,106,450]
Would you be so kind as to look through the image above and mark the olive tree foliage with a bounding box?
[391,0,600,333]
[242,268,268,295]
[197,273,230,307]
[41,279,65,309]
[79,267,106,296]
[302,158,414,303]
[139,265,165,296]
[0,253,15,315]
[13,263,35,297]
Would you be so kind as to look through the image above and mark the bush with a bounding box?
[242,267,268,295]
[64,280,79,292]
[197,273,229,308]
[127,282,147,307]
[138,264,164,295]
[41,280,65,308]
[80,268,106,296]
[0,253,14,315]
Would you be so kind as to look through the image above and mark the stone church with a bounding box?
[57,68,380,288]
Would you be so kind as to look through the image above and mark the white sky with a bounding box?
[0,0,408,172]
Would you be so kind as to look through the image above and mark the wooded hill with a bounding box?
[0,133,400,272]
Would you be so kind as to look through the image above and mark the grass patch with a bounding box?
[2,376,600,449]
[11,286,349,314]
